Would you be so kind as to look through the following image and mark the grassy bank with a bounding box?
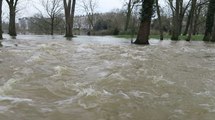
[115,34,204,41]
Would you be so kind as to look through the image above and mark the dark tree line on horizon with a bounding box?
[0,0,215,45]
[203,0,215,42]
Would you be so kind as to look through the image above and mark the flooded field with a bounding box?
[0,35,215,120]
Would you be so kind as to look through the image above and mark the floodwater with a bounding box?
[0,35,215,120]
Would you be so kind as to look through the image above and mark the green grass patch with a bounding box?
[114,35,136,39]
[115,34,204,41]
[180,35,204,41]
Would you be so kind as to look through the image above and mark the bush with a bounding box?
[113,28,119,35]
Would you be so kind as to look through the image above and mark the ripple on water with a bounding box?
[0,36,215,119]
[0,78,20,95]
[0,96,32,103]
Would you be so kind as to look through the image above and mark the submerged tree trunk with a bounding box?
[203,0,215,42]
[135,21,150,44]
[81,0,98,34]
[169,0,190,40]
[51,17,54,35]
[178,0,184,35]
[0,0,2,39]
[171,0,180,40]
[193,5,201,35]
[9,8,16,36]
[186,0,197,41]
[63,0,76,37]
[41,0,63,35]
[6,0,18,36]
[70,0,76,34]
[134,0,154,45]
[183,11,191,36]
[155,0,163,40]
[64,0,72,37]
[211,20,215,42]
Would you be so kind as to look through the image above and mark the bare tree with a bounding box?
[183,9,192,36]
[63,0,76,37]
[168,0,191,40]
[28,14,48,34]
[0,0,2,39]
[28,13,63,34]
[186,0,197,41]
[193,0,209,35]
[183,0,208,36]
[155,0,163,40]
[81,0,97,31]
[134,0,154,45]
[168,0,180,40]
[203,0,215,42]
[124,0,139,32]
[37,0,63,35]
[5,0,19,36]
[74,15,83,34]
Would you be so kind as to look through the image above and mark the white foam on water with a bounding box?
[41,108,53,113]
[131,55,148,61]
[194,91,211,96]
[97,71,110,78]
[0,78,20,95]
[180,46,198,53]
[102,90,112,96]
[129,91,145,98]
[160,93,170,98]
[25,53,42,63]
[55,87,113,106]
[152,75,175,85]
[76,44,94,53]
[106,73,126,81]
[199,104,211,107]
[14,67,34,76]
[51,66,69,77]
[0,96,32,103]
[55,85,98,105]
[120,53,130,58]
[129,90,159,100]
[119,112,132,119]
[118,91,130,99]
[0,105,7,110]
[0,106,9,113]
[168,109,186,120]
[208,109,215,113]
[199,104,215,113]
[55,97,76,105]
[38,44,50,49]
[78,100,98,109]
[121,52,148,61]
[77,86,99,97]
[173,109,185,115]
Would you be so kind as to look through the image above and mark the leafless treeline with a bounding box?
[0,0,214,44]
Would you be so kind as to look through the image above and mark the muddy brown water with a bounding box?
[0,35,215,120]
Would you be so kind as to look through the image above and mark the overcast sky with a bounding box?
[2,0,166,19]
[2,0,124,18]
[29,0,124,16]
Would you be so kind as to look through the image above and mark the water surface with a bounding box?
[0,35,215,120]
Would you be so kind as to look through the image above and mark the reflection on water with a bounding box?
[0,35,215,120]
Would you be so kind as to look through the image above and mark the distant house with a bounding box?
[18,17,29,34]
